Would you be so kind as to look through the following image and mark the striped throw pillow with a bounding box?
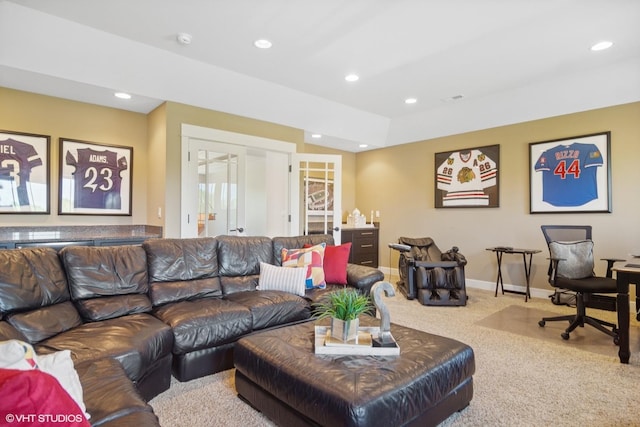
[257,262,307,296]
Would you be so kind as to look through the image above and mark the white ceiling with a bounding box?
[1,0,639,152]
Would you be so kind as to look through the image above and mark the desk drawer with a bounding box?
[341,227,379,268]
[352,252,378,267]
[353,237,377,254]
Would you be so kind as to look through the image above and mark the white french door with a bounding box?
[291,154,342,244]
[181,125,294,238]
[181,125,342,241]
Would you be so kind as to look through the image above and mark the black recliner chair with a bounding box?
[391,237,467,306]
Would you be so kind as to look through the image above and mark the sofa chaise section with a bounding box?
[0,246,173,402]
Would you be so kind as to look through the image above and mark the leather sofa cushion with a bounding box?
[153,298,253,355]
[7,301,82,344]
[149,277,223,307]
[224,290,311,330]
[220,275,259,295]
[0,247,70,314]
[143,237,219,281]
[74,357,158,427]
[75,294,153,322]
[272,234,334,265]
[143,238,222,305]
[217,235,273,277]
[59,245,153,321]
[36,313,173,383]
[60,245,149,298]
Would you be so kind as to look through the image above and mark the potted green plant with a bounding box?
[313,288,373,342]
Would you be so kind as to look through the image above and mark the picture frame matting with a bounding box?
[0,129,50,214]
[59,138,133,216]
[529,131,611,214]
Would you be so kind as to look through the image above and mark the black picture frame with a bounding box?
[59,138,133,216]
[435,144,499,208]
[0,129,50,214]
[529,132,611,214]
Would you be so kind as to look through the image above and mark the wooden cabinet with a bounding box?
[341,227,379,268]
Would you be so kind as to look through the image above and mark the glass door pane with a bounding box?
[192,141,244,237]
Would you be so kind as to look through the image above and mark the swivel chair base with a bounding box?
[538,293,619,344]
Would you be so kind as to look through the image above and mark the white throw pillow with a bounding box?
[548,240,594,279]
[257,262,307,296]
[39,350,90,419]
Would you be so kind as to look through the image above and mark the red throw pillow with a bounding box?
[305,242,352,285]
[0,368,91,426]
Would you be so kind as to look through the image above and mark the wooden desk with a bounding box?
[612,263,640,364]
[486,247,541,302]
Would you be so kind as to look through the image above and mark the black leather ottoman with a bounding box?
[234,318,475,427]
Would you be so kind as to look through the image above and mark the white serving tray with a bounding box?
[314,326,400,356]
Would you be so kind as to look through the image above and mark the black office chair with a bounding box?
[538,225,620,343]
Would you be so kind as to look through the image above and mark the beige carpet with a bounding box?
[149,287,640,426]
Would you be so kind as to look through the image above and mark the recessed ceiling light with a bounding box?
[359,144,368,148]
[405,98,417,104]
[254,39,272,49]
[345,74,359,82]
[590,41,613,51]
[311,134,322,139]
[114,92,131,99]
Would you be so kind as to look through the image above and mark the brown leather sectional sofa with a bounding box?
[0,234,383,426]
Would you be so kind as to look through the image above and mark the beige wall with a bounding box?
[0,87,149,225]
[146,103,167,229]
[356,102,640,292]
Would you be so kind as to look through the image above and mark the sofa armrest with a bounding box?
[346,264,384,295]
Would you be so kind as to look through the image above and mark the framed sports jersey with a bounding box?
[0,130,50,214]
[435,144,499,208]
[59,138,133,215]
[529,132,611,214]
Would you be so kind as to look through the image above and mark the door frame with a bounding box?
[180,124,296,237]
[291,153,342,244]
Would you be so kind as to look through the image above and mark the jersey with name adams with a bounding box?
[65,148,127,209]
